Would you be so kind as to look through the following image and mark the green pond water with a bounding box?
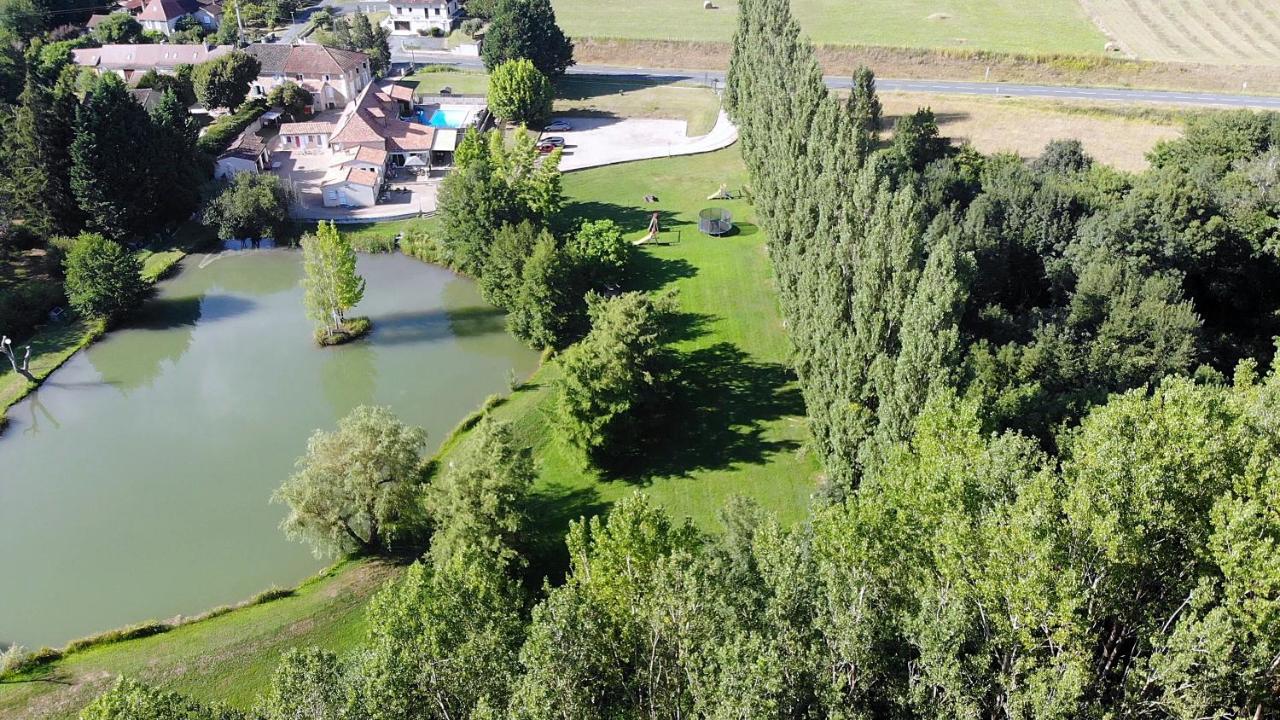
[0,250,538,649]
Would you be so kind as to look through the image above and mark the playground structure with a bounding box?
[698,207,733,236]
[635,211,661,245]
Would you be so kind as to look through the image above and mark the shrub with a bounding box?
[63,233,147,322]
[400,229,447,265]
[249,586,294,605]
[461,18,484,36]
[555,292,674,466]
[63,622,171,654]
[348,232,398,254]
[488,59,553,125]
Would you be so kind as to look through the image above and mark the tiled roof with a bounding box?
[279,121,336,135]
[391,0,453,5]
[347,167,379,187]
[218,129,267,160]
[86,13,112,28]
[72,44,233,70]
[330,81,434,151]
[387,83,415,102]
[246,44,367,76]
[128,87,162,111]
[118,0,145,11]
[348,146,389,165]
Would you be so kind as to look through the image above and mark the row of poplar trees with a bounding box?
[725,0,1280,716]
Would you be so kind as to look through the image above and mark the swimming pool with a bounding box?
[417,107,471,128]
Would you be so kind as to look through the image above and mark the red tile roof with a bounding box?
[330,81,434,152]
[347,167,379,187]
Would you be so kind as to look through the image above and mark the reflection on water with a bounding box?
[0,250,538,648]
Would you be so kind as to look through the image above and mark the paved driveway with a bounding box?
[549,112,738,172]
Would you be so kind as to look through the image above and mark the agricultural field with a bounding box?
[1081,0,1280,65]
[879,92,1184,171]
[551,0,1109,55]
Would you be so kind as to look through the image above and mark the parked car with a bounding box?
[544,120,572,132]
[537,136,566,150]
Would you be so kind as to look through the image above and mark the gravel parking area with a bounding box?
[549,113,737,172]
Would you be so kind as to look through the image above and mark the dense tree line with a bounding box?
[83,362,1280,719]
[725,0,1280,495]
[0,43,208,337]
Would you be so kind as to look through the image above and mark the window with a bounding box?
[323,74,330,81]
[295,74,303,81]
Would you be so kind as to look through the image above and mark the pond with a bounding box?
[0,250,539,650]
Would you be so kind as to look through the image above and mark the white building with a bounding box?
[382,0,459,35]
[137,0,222,36]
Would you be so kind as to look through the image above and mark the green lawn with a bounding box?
[405,69,490,96]
[0,560,398,720]
[553,76,722,136]
[403,68,722,135]
[552,0,1108,55]
[0,148,817,717]
[433,148,818,581]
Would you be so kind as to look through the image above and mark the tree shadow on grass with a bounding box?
[518,482,609,590]
[629,249,698,295]
[609,342,806,483]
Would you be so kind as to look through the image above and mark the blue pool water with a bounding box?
[417,108,469,128]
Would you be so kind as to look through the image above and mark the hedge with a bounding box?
[197,98,269,155]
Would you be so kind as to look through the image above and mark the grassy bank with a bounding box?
[426,148,819,583]
[0,560,396,720]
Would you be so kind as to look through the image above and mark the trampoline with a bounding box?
[698,207,733,236]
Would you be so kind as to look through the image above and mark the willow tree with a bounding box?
[302,221,366,343]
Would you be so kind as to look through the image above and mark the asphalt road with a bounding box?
[387,52,1280,110]
[278,5,1280,110]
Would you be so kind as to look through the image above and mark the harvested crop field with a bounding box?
[553,0,1108,55]
[1080,0,1280,65]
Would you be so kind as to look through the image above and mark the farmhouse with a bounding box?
[72,43,233,81]
[246,44,372,111]
[137,0,223,36]
[382,0,459,35]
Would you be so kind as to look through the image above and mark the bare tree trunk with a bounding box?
[1,336,34,380]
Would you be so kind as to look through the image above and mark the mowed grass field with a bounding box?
[405,69,723,136]
[434,148,819,582]
[1081,0,1280,65]
[552,0,1108,55]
